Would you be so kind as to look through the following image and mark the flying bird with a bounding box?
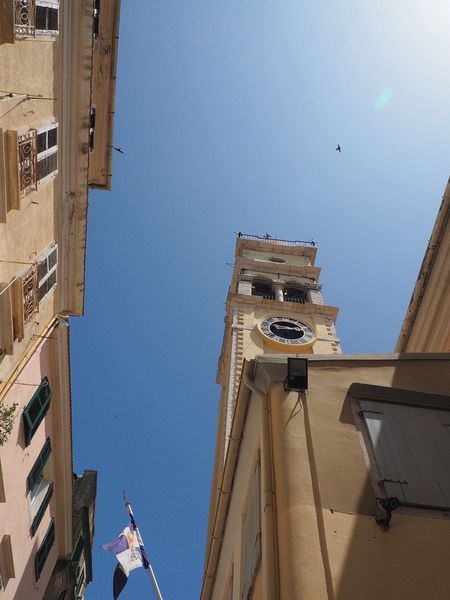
[336,144,341,153]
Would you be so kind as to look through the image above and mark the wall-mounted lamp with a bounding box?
[285,357,308,391]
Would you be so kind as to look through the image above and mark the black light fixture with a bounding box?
[285,357,308,391]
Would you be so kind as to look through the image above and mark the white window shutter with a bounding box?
[241,457,261,600]
[361,400,450,508]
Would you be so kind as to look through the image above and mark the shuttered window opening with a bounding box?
[35,1,59,34]
[0,535,15,587]
[23,377,52,446]
[224,571,233,600]
[28,438,53,535]
[35,519,55,580]
[360,399,450,510]
[28,438,51,489]
[72,535,85,563]
[241,457,261,600]
[75,565,86,598]
[38,246,57,302]
[36,125,58,183]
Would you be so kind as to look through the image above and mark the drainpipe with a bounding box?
[242,369,280,600]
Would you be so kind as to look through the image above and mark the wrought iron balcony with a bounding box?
[237,232,316,247]
[18,130,38,198]
[15,0,36,37]
[22,266,38,323]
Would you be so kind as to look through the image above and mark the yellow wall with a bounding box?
[207,355,450,600]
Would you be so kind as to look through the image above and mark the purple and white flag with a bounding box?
[102,515,150,599]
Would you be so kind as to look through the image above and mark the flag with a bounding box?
[102,515,150,599]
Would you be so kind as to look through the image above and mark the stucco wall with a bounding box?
[270,357,450,600]
[208,355,450,600]
[0,334,64,599]
[0,22,62,387]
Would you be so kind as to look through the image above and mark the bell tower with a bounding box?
[216,233,341,457]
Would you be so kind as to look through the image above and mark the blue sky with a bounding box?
[71,2,450,598]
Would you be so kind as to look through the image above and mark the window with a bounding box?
[93,0,100,37]
[28,438,53,535]
[35,2,58,33]
[35,519,55,580]
[12,245,57,342]
[283,284,307,304]
[38,245,58,302]
[351,383,450,510]
[75,564,85,599]
[224,567,233,600]
[18,130,38,198]
[15,124,58,200]
[251,279,274,300]
[89,107,96,150]
[0,535,15,588]
[0,460,5,502]
[22,266,39,324]
[72,535,84,563]
[23,377,51,446]
[14,0,59,38]
[241,456,261,600]
[36,124,58,182]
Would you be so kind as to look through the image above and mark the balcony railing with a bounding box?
[18,130,38,198]
[22,266,38,323]
[252,290,275,300]
[284,294,306,304]
[15,0,36,37]
[237,232,316,247]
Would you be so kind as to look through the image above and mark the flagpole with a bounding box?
[124,499,164,600]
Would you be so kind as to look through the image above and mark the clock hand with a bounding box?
[274,324,302,331]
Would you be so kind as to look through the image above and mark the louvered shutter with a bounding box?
[361,400,450,508]
[241,457,261,600]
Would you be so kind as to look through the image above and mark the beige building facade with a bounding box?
[0,1,120,597]
[0,0,120,387]
[396,177,450,353]
[202,234,450,600]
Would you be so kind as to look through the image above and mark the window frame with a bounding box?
[35,0,59,37]
[37,244,58,303]
[14,0,60,39]
[36,123,58,184]
[23,377,51,446]
[350,382,450,512]
[35,519,55,580]
[28,437,53,535]
[240,453,261,600]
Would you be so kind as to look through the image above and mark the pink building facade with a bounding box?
[0,319,72,598]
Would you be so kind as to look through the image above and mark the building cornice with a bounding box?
[227,293,338,319]
[395,178,450,352]
[88,0,121,190]
[236,237,318,264]
[59,0,96,317]
[54,318,73,556]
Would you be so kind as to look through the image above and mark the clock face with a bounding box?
[259,317,315,346]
